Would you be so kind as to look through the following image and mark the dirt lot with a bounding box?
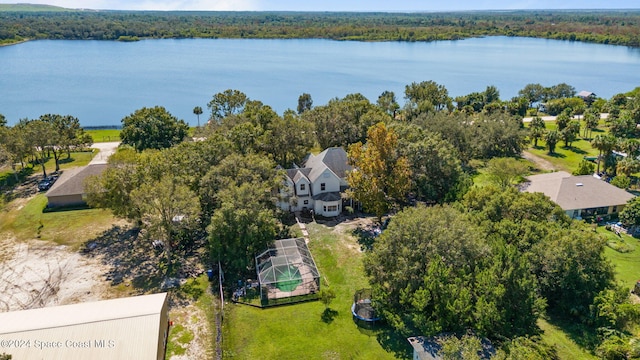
[1,174,211,359]
[0,237,109,311]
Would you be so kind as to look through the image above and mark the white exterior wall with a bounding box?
[297,196,312,210]
[311,169,341,195]
[295,177,310,196]
[315,200,341,217]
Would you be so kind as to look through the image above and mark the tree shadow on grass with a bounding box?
[545,313,599,351]
[321,308,339,324]
[563,146,588,155]
[58,157,75,164]
[548,152,566,158]
[376,326,412,359]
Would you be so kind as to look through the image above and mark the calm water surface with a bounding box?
[1,37,639,126]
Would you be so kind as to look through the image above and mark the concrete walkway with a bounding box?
[89,142,120,165]
[295,214,310,244]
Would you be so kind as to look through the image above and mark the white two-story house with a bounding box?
[279,147,351,217]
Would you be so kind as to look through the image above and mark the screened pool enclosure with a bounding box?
[255,238,320,305]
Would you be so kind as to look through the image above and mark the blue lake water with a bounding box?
[1,36,639,127]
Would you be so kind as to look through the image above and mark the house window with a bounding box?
[321,183,326,191]
[300,183,305,191]
[327,205,338,212]
[303,200,309,205]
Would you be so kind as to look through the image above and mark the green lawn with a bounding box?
[524,120,605,173]
[526,137,599,173]
[222,221,406,359]
[86,129,121,143]
[538,319,598,360]
[0,194,118,248]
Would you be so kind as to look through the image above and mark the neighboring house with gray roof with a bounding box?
[278,147,351,217]
[45,164,107,208]
[522,171,635,219]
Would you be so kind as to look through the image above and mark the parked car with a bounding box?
[37,175,58,191]
[38,179,52,191]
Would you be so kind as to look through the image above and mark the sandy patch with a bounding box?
[0,239,108,312]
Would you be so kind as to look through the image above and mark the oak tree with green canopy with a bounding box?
[619,196,640,228]
[207,89,248,123]
[347,122,411,221]
[377,90,399,118]
[392,123,467,203]
[208,182,278,276]
[120,106,188,152]
[365,205,542,339]
[485,157,529,188]
[302,93,388,149]
[404,80,452,119]
[23,118,56,177]
[131,174,200,273]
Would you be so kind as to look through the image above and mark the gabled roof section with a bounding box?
[304,147,351,182]
[285,168,311,183]
[46,164,107,197]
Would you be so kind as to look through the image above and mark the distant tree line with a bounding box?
[1,9,640,47]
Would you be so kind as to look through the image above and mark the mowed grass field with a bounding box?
[86,129,121,143]
[525,120,602,173]
[222,221,406,359]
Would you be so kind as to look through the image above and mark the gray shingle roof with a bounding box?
[312,191,342,202]
[46,164,107,197]
[304,147,351,182]
[524,172,635,210]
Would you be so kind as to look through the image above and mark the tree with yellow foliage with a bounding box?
[347,122,411,222]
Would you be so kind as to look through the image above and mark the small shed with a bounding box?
[0,293,169,360]
[46,164,106,208]
[255,238,320,305]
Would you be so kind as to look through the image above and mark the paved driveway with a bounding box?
[90,142,120,165]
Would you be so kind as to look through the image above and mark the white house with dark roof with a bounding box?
[279,147,351,217]
[522,171,635,219]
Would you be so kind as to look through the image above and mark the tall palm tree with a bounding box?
[545,130,559,154]
[591,134,617,174]
[193,106,203,127]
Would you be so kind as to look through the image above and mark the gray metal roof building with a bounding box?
[0,292,169,360]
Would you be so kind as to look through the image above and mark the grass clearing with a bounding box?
[0,194,118,248]
[222,220,406,359]
[86,129,121,143]
[524,120,605,173]
[538,319,598,360]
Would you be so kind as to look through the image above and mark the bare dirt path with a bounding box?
[522,150,557,172]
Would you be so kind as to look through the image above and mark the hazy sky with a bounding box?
[1,0,639,11]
